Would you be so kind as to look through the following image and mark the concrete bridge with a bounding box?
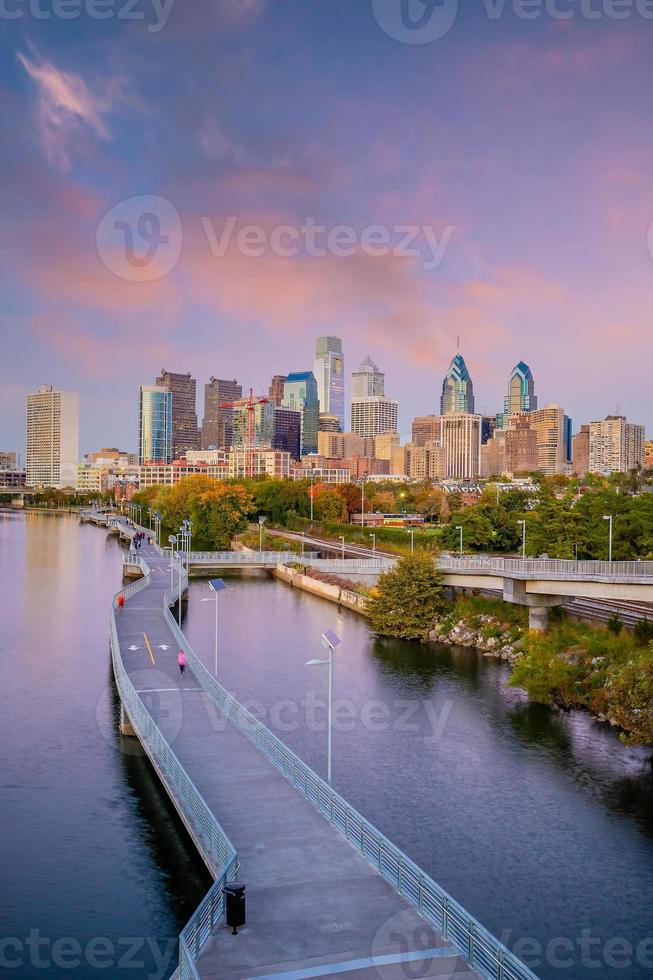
[436,556,653,630]
[99,519,537,980]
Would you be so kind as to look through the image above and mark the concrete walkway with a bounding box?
[115,537,482,980]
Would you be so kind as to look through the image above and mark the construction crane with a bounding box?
[219,388,270,478]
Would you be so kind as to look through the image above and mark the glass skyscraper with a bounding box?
[282,371,320,455]
[314,336,345,431]
[505,362,537,416]
[139,385,173,464]
[440,353,474,414]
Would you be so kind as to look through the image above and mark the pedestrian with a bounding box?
[118,594,125,611]
[178,651,187,677]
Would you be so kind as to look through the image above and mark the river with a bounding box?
[2,513,653,979]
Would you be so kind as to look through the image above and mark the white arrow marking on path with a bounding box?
[158,644,170,650]
[127,645,140,651]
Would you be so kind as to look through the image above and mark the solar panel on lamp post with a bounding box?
[306,629,341,785]
[202,579,227,677]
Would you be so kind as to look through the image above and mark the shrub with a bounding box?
[367,554,451,641]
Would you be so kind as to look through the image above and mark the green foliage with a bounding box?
[190,485,254,549]
[367,554,452,640]
[606,613,623,636]
[604,653,653,743]
[633,618,653,648]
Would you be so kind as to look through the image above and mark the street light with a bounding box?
[301,531,305,557]
[305,629,341,785]
[202,579,227,677]
[517,519,526,560]
[258,515,266,552]
[603,514,613,562]
[360,473,367,528]
[309,470,315,524]
[370,532,376,557]
[408,527,414,554]
[168,535,177,591]
[455,524,463,556]
[339,535,345,559]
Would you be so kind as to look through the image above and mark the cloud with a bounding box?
[16,49,119,171]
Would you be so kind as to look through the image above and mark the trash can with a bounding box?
[224,882,246,935]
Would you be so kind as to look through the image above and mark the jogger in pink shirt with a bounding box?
[178,651,187,676]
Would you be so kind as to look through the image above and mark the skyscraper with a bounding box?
[273,407,302,459]
[440,413,482,478]
[232,401,275,450]
[528,405,566,475]
[268,375,287,407]
[202,377,242,449]
[440,353,474,415]
[504,362,537,416]
[155,370,199,457]
[589,416,645,474]
[282,372,320,455]
[314,336,345,430]
[351,356,384,398]
[26,385,79,488]
[139,385,173,464]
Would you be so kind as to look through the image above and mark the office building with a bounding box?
[317,431,374,459]
[282,372,320,455]
[0,469,26,488]
[564,415,573,465]
[504,420,539,474]
[412,416,441,447]
[0,451,18,469]
[589,416,645,474]
[139,385,173,465]
[572,425,590,477]
[319,413,341,433]
[77,464,102,492]
[440,413,482,479]
[155,370,199,457]
[88,448,137,466]
[440,353,474,415]
[350,397,398,439]
[481,415,496,445]
[268,375,287,408]
[528,405,566,475]
[406,441,447,481]
[351,356,385,398]
[202,377,242,449]
[228,448,292,479]
[26,385,79,488]
[502,362,537,420]
[314,336,345,430]
[645,441,653,469]
[232,400,275,450]
[273,407,301,460]
[374,431,400,460]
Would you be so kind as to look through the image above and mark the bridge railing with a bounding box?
[110,561,238,980]
[437,555,653,582]
[163,572,537,980]
[303,557,395,572]
[187,550,317,564]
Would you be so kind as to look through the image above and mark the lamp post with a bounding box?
[455,524,463,556]
[177,552,183,628]
[306,629,341,785]
[603,514,613,562]
[168,535,177,591]
[370,533,376,557]
[184,519,192,556]
[517,519,526,560]
[339,535,345,559]
[360,473,367,528]
[154,511,161,547]
[301,531,305,558]
[408,527,414,554]
[258,515,266,552]
[202,579,227,677]
[309,471,315,524]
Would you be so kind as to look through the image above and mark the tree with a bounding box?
[367,554,451,640]
[191,485,254,549]
[314,486,347,522]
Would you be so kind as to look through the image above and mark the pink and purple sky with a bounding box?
[1,0,652,455]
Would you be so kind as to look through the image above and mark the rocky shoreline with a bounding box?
[429,613,523,666]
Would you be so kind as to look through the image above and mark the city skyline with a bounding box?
[2,6,653,451]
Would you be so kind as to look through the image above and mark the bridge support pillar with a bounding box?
[120,702,136,737]
[528,606,549,632]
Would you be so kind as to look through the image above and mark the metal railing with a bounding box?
[303,557,395,573]
[109,559,238,980]
[163,573,537,980]
[187,550,316,565]
[437,555,653,583]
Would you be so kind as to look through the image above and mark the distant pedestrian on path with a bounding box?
[178,651,187,677]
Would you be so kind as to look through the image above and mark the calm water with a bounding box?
[2,514,653,980]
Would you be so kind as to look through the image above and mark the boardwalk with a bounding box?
[108,528,534,980]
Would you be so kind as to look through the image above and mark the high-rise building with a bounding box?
[440,353,474,415]
[232,401,275,450]
[504,362,537,417]
[564,415,573,465]
[504,419,539,474]
[155,370,199,457]
[528,405,566,475]
[440,413,482,479]
[139,385,173,465]
[374,431,400,460]
[314,336,345,430]
[412,415,441,447]
[319,413,341,433]
[0,451,18,469]
[317,431,374,459]
[272,407,301,460]
[202,377,242,449]
[644,441,653,469]
[282,372,320,455]
[588,416,645,474]
[572,425,590,477]
[351,357,384,399]
[405,441,447,481]
[268,375,287,408]
[350,397,398,439]
[481,415,496,445]
[26,385,79,488]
